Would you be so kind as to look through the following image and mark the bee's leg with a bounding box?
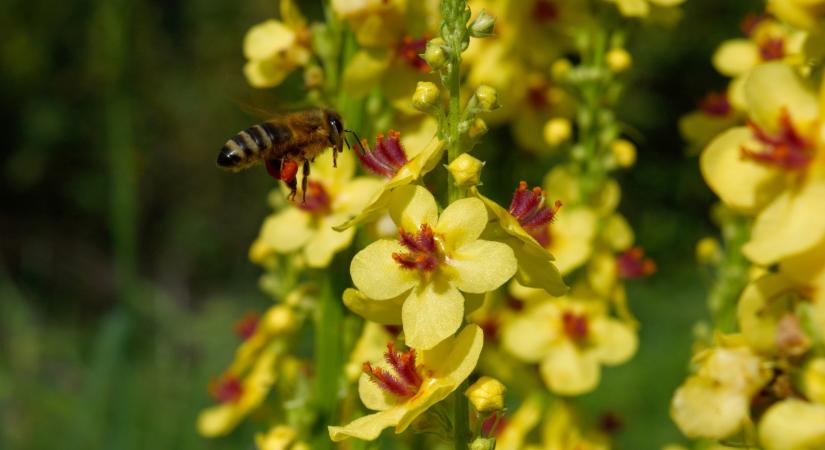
[301,159,310,204]
[333,146,338,168]
[285,176,297,201]
[276,158,299,201]
[264,159,280,180]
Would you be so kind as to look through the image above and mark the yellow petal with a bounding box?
[255,425,297,450]
[502,302,560,362]
[435,197,488,250]
[745,62,820,133]
[351,239,418,300]
[670,377,749,439]
[389,185,439,232]
[550,207,597,273]
[737,273,798,354]
[309,146,355,191]
[303,215,355,268]
[540,341,600,395]
[243,20,296,60]
[759,400,825,450]
[449,240,517,294]
[614,0,650,17]
[600,213,634,252]
[700,127,783,212]
[342,288,403,325]
[591,317,638,365]
[345,322,394,381]
[243,59,290,89]
[402,279,464,350]
[358,369,398,411]
[334,177,384,215]
[328,407,407,441]
[743,176,825,265]
[197,404,241,438]
[342,49,392,98]
[259,209,313,253]
[712,39,758,77]
[512,243,568,296]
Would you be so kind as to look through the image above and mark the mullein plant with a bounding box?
[671,4,825,450]
[200,0,681,449]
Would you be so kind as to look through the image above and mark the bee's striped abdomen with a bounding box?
[216,122,292,170]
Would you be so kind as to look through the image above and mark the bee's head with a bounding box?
[326,109,344,136]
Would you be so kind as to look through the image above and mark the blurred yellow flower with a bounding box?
[255,425,298,450]
[670,340,771,439]
[712,16,805,79]
[349,185,516,349]
[197,343,280,437]
[243,0,312,88]
[502,297,637,395]
[768,0,825,30]
[543,401,609,450]
[250,150,382,268]
[328,325,483,441]
[604,0,685,18]
[759,399,825,450]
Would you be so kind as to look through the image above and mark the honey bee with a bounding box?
[216,108,346,200]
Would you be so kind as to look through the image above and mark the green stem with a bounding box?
[447,58,463,203]
[313,275,342,450]
[454,379,470,450]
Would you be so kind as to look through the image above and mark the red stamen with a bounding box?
[482,413,508,437]
[508,182,561,246]
[363,342,423,399]
[396,35,430,72]
[740,13,768,37]
[208,374,243,403]
[233,312,259,341]
[533,0,559,24]
[698,91,731,117]
[617,247,657,279]
[356,130,409,178]
[295,180,331,213]
[562,311,589,343]
[759,37,785,61]
[393,224,441,272]
[740,108,814,170]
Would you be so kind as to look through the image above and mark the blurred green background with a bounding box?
[0,1,756,449]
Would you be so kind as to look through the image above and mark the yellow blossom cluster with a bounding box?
[672,7,825,449]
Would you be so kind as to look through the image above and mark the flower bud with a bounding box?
[262,304,299,335]
[468,118,488,140]
[610,139,636,168]
[447,153,484,187]
[423,38,447,70]
[543,118,572,146]
[803,358,825,404]
[465,376,506,413]
[469,9,496,38]
[469,437,496,450]
[551,58,573,81]
[606,48,632,72]
[695,237,721,265]
[412,81,441,113]
[474,85,500,112]
[255,425,297,450]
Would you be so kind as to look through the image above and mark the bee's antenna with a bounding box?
[344,129,367,154]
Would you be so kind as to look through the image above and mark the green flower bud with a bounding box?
[469,9,496,38]
[412,81,441,113]
[469,437,496,450]
[468,118,488,140]
[474,85,500,112]
[423,38,447,70]
[447,153,484,187]
[465,376,506,412]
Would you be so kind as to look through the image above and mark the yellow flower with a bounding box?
[250,150,382,268]
[471,182,567,296]
[542,401,609,450]
[737,273,810,355]
[803,358,825,404]
[255,425,297,450]
[197,343,280,437]
[679,91,743,155]
[334,134,445,231]
[349,185,516,349]
[670,340,771,439]
[230,304,300,374]
[759,399,825,450]
[465,376,506,413]
[603,0,685,18]
[700,63,825,265]
[502,296,637,395]
[768,0,825,30]
[712,17,806,79]
[243,0,312,88]
[328,324,484,441]
[495,395,543,450]
[344,322,396,381]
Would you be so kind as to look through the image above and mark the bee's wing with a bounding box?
[232,99,279,121]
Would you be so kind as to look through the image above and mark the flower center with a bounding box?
[363,342,424,399]
[561,311,589,344]
[617,247,656,279]
[356,130,409,178]
[397,35,430,72]
[740,13,767,37]
[209,374,243,403]
[758,37,785,61]
[698,91,731,117]
[392,224,443,273]
[233,312,259,341]
[508,181,562,247]
[533,0,559,24]
[295,180,332,214]
[740,108,815,170]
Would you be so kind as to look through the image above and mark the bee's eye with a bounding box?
[330,116,343,135]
